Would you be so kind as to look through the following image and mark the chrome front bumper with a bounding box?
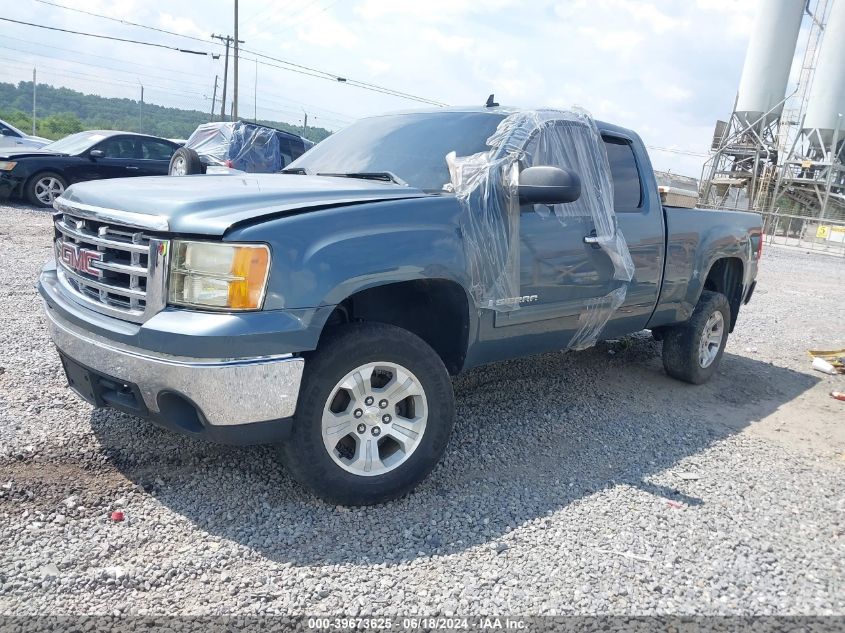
[44,301,304,427]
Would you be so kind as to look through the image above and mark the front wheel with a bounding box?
[661,290,731,384]
[280,322,455,505]
[26,172,66,207]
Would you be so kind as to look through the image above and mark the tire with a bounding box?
[168,147,205,176]
[281,322,455,506]
[661,290,731,385]
[26,171,67,208]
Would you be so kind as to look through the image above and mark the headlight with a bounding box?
[0,161,17,171]
[168,240,271,310]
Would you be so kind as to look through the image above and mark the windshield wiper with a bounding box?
[281,167,308,174]
[316,171,408,186]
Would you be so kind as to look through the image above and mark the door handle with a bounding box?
[126,166,140,170]
[584,230,601,248]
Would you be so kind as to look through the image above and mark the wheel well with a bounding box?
[321,279,471,375]
[703,258,743,330]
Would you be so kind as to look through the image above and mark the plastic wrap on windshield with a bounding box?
[184,121,283,173]
[447,108,635,350]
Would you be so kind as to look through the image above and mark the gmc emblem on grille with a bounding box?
[56,241,103,278]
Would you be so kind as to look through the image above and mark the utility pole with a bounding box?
[31,67,36,135]
[137,80,144,134]
[212,33,243,121]
[233,0,239,119]
[302,110,308,138]
[212,34,231,120]
[210,75,218,121]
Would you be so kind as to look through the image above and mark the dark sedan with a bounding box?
[0,131,179,207]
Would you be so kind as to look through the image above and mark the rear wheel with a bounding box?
[168,147,205,175]
[661,290,731,384]
[281,322,454,505]
[26,172,66,207]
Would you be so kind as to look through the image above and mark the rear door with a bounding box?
[599,132,665,337]
[136,138,177,176]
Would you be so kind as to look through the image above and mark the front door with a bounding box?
[69,136,140,182]
[494,120,619,338]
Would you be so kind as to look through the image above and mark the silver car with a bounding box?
[0,119,50,151]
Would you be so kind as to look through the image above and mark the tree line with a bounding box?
[0,81,333,142]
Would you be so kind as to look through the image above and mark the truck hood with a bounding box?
[58,173,430,235]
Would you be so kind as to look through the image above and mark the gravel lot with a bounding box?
[1,200,843,617]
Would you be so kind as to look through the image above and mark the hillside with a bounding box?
[0,81,332,142]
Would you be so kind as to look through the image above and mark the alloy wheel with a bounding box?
[698,311,725,368]
[35,177,64,205]
[321,361,428,476]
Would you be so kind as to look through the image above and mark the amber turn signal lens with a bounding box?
[228,246,270,309]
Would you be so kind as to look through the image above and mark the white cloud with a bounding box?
[578,26,645,52]
[296,15,358,49]
[420,29,475,54]
[158,12,209,40]
[616,1,689,34]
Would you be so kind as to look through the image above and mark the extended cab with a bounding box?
[38,107,762,505]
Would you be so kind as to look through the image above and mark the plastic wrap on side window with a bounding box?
[447,108,635,349]
[446,150,520,311]
[184,121,283,173]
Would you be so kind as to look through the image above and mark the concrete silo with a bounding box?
[735,0,805,129]
[771,0,845,221]
[802,0,845,146]
[700,0,806,211]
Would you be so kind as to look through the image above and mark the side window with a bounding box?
[140,140,176,160]
[95,137,138,159]
[277,137,294,168]
[603,137,642,211]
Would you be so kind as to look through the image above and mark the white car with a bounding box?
[0,119,51,151]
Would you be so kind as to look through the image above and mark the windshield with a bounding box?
[43,132,110,155]
[286,111,506,191]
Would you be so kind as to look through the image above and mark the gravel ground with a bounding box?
[0,200,843,617]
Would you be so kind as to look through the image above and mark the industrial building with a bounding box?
[699,0,845,236]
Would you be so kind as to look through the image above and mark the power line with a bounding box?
[241,49,447,106]
[0,47,210,94]
[0,17,217,56]
[30,0,226,48]
[0,56,208,99]
[19,2,449,107]
[646,145,708,158]
[3,34,214,85]
[274,0,342,37]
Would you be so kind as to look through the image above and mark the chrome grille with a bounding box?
[53,209,168,323]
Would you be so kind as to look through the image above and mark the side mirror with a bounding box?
[89,149,104,159]
[518,166,581,206]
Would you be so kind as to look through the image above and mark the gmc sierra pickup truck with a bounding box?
[38,107,762,505]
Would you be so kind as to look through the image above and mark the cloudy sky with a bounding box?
[0,0,807,176]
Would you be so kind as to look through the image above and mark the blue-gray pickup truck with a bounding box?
[38,107,762,505]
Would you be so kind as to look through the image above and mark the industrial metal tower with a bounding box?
[699,0,805,211]
[769,0,845,221]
